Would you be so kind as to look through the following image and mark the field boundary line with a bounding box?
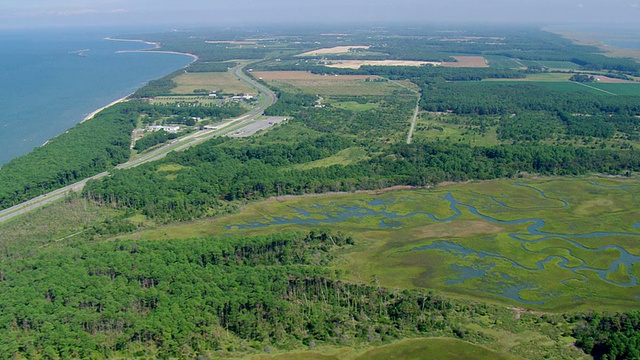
[575,82,618,95]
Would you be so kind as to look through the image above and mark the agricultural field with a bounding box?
[519,60,581,70]
[132,178,640,312]
[483,55,526,69]
[322,60,441,69]
[252,71,410,95]
[480,79,640,96]
[171,70,258,95]
[484,73,573,82]
[442,56,489,68]
[297,45,371,56]
[582,82,640,96]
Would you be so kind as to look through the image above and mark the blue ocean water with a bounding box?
[0,28,193,166]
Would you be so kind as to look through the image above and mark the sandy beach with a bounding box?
[81,94,132,122]
[104,37,161,49]
[106,37,199,61]
[115,49,199,61]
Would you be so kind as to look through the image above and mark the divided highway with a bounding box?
[0,64,277,224]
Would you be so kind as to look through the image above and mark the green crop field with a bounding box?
[131,177,640,312]
[585,83,640,96]
[475,80,605,94]
[519,60,581,70]
[484,55,525,69]
[172,71,258,95]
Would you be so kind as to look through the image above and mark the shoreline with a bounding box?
[115,49,199,61]
[106,36,199,61]
[104,36,161,49]
[545,27,640,62]
[81,93,132,123]
[81,38,198,123]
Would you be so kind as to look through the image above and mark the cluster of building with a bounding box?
[146,125,180,133]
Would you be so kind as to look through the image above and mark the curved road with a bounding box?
[0,63,277,224]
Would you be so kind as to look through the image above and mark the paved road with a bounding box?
[0,63,277,224]
[227,116,288,137]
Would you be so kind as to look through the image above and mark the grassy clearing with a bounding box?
[172,71,258,95]
[156,163,189,172]
[247,338,523,360]
[330,101,380,112]
[127,178,640,312]
[411,113,499,147]
[355,338,519,360]
[292,147,368,170]
[0,197,118,259]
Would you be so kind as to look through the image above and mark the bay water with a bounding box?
[0,27,193,166]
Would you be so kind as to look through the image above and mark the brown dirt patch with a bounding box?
[323,60,441,69]
[442,56,489,68]
[415,220,503,239]
[297,46,371,56]
[252,71,377,81]
[593,76,636,83]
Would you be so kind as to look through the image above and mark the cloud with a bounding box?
[108,8,128,14]
[632,3,639,8]
[52,8,98,16]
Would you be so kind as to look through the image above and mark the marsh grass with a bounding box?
[127,178,640,311]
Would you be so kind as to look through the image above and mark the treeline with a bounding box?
[421,83,640,141]
[187,61,237,72]
[0,102,140,210]
[572,312,640,360]
[0,231,468,358]
[422,83,640,116]
[571,54,640,75]
[84,132,640,221]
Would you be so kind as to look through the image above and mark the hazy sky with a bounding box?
[1,0,639,29]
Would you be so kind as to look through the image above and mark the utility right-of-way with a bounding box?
[0,63,277,224]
